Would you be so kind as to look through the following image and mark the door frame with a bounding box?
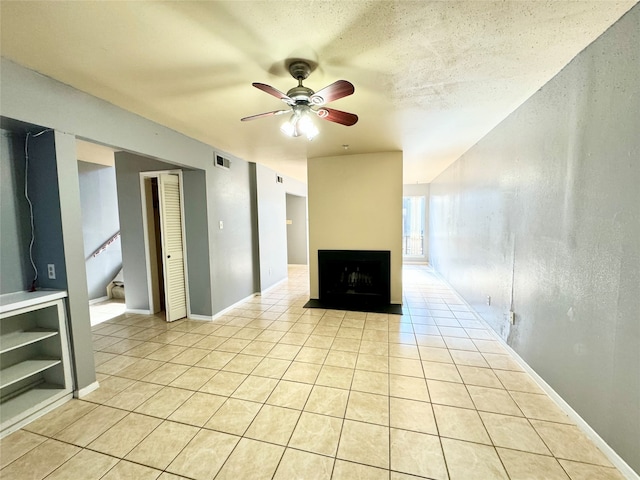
[139,170,191,319]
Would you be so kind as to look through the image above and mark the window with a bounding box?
[402,196,425,256]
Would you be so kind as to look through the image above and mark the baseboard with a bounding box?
[75,381,100,399]
[503,345,640,480]
[126,308,152,314]
[88,296,109,305]
[431,270,639,479]
[257,277,288,295]
[188,313,213,322]
[211,293,259,321]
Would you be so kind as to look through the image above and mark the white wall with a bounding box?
[308,152,403,303]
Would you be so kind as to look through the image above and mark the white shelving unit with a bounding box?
[0,290,73,437]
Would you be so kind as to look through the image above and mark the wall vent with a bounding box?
[276,175,284,184]
[215,154,231,170]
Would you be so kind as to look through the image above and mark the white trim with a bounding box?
[75,381,100,398]
[211,293,258,321]
[88,295,109,305]
[500,342,640,480]
[431,270,640,480]
[126,308,152,315]
[0,393,73,439]
[139,173,155,314]
[188,313,214,322]
[176,170,192,319]
[139,169,190,322]
[258,277,288,295]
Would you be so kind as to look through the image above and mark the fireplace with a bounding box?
[317,250,391,310]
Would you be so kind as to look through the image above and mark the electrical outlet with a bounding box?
[47,264,56,280]
[486,295,491,306]
[509,311,515,325]
[219,221,223,229]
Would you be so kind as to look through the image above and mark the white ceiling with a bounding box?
[1,1,636,183]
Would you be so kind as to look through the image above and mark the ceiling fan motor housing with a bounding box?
[288,61,311,81]
[287,85,314,103]
[287,61,315,102]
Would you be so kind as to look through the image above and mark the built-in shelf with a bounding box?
[0,359,62,390]
[0,290,67,314]
[0,329,59,354]
[0,385,68,425]
[0,290,72,437]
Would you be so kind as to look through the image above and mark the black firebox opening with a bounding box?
[318,250,391,309]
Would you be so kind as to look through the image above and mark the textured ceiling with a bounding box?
[1,1,637,183]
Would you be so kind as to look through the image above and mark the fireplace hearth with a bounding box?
[304,249,401,314]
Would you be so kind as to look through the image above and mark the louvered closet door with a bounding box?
[158,173,187,322]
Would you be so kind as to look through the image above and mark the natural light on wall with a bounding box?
[402,196,425,256]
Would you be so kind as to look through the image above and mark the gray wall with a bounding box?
[29,131,67,291]
[0,124,96,391]
[53,130,96,390]
[78,161,122,300]
[430,6,639,473]
[182,169,212,316]
[207,157,257,313]
[114,152,213,316]
[0,129,31,293]
[403,183,430,263]
[286,193,308,265]
[255,164,288,290]
[0,57,300,388]
[0,58,283,319]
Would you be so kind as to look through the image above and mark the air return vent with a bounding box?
[215,154,231,170]
[276,175,284,184]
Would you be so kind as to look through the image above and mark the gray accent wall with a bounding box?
[286,193,308,265]
[429,6,639,473]
[0,124,96,391]
[78,161,122,300]
[0,129,31,293]
[28,131,67,291]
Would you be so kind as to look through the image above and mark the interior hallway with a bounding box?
[0,265,625,479]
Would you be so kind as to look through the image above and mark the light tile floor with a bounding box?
[0,265,628,479]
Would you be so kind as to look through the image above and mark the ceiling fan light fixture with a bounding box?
[243,60,357,135]
[280,118,296,137]
[280,109,318,140]
[298,114,319,140]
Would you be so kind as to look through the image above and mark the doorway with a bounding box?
[141,171,189,322]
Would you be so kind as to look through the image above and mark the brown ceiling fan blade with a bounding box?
[252,83,293,104]
[241,110,289,122]
[316,107,358,126]
[310,80,354,105]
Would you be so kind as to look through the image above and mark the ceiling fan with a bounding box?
[241,60,358,140]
